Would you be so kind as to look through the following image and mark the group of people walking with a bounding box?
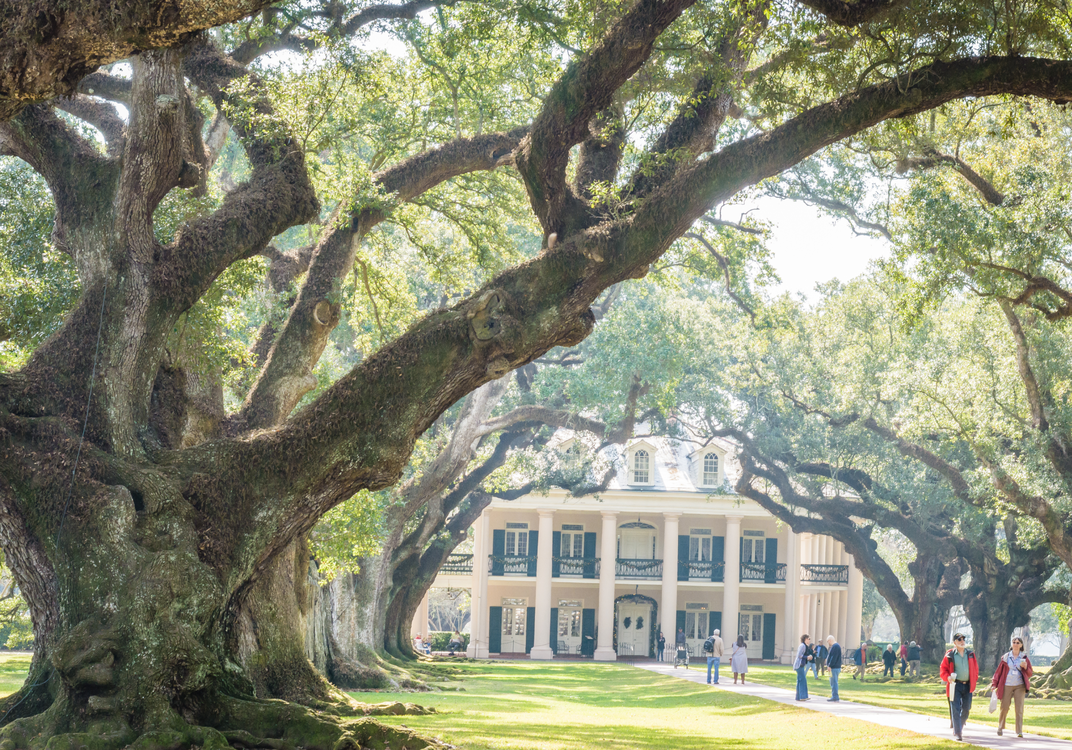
[939,633,1033,741]
[698,629,749,685]
[676,627,1035,741]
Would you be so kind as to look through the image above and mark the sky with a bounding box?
[745,196,891,301]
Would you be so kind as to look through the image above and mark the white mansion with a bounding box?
[420,435,864,663]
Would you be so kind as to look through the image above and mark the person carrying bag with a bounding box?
[989,635,1033,738]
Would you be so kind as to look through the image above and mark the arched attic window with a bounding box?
[632,449,650,484]
[702,452,719,486]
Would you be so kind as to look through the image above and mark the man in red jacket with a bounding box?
[939,633,979,742]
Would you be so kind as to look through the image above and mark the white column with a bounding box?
[846,552,864,648]
[412,590,429,640]
[724,516,742,642]
[835,542,848,642]
[828,585,841,643]
[594,512,618,661]
[530,509,556,660]
[808,594,817,639]
[782,530,799,662]
[660,513,681,647]
[467,512,486,657]
[478,510,493,656]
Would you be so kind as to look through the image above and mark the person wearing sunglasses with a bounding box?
[990,635,1033,738]
[939,633,978,742]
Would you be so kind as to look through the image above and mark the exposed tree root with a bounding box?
[0,692,446,750]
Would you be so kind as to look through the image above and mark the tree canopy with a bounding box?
[7,1,1072,748]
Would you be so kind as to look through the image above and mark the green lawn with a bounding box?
[742,663,1072,741]
[0,653,31,698]
[360,661,978,749]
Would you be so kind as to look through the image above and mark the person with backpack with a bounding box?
[940,633,979,742]
[704,628,724,685]
[907,641,921,678]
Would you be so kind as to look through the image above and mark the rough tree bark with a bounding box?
[5,1,1072,748]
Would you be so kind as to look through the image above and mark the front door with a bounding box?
[617,603,651,657]
[557,603,583,654]
[501,598,527,652]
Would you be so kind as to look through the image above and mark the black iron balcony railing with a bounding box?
[739,561,787,583]
[616,558,663,579]
[442,553,473,574]
[488,554,537,575]
[683,560,727,582]
[801,564,849,585]
[553,556,600,577]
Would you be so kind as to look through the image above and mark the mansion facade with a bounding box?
[421,436,864,663]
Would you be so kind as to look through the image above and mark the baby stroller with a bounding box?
[674,643,689,668]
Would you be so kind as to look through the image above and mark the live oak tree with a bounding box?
[712,282,1067,671]
[8,0,1072,748]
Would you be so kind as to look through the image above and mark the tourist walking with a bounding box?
[989,635,1033,738]
[794,634,814,700]
[882,644,896,677]
[826,635,842,702]
[814,640,828,677]
[657,631,666,662]
[854,641,867,681]
[731,635,749,684]
[907,641,921,678]
[940,633,978,742]
[899,641,908,676]
[704,628,724,684]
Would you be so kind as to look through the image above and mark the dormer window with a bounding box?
[702,452,719,486]
[633,450,650,484]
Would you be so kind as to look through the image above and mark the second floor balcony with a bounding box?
[442,553,473,574]
[482,554,792,584]
[801,564,849,585]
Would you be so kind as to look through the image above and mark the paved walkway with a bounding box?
[638,661,1071,750]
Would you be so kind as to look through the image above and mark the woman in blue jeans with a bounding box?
[794,634,814,700]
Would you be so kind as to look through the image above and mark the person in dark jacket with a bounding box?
[907,640,921,678]
[814,641,828,677]
[882,644,897,677]
[825,635,843,701]
[657,631,666,662]
[940,633,979,742]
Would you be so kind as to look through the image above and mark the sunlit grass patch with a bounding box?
[358,661,976,749]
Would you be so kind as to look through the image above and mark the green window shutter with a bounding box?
[492,530,505,576]
[552,531,561,578]
[676,609,686,637]
[527,531,538,577]
[489,607,502,653]
[549,608,558,654]
[711,611,722,635]
[581,609,595,656]
[677,535,689,581]
[711,536,724,582]
[583,532,597,579]
[764,538,778,584]
[525,607,535,653]
[763,613,777,660]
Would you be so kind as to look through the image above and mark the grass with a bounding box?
[359,661,979,749]
[742,663,1072,741]
[0,653,31,698]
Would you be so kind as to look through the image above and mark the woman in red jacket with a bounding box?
[939,633,978,742]
[990,635,1033,738]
